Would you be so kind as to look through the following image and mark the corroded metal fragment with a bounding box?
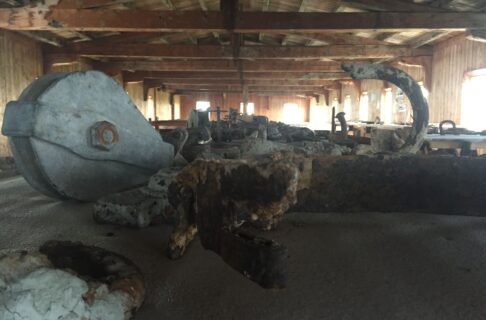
[0,241,144,320]
[342,64,429,153]
[168,158,299,288]
[294,155,486,215]
[93,167,181,228]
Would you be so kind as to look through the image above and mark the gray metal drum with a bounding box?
[1,71,174,201]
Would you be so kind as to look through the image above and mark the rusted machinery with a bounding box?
[0,64,437,290]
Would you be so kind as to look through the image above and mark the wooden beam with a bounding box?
[406,31,451,48]
[281,32,390,46]
[143,78,337,87]
[281,0,307,46]
[466,30,486,44]
[57,0,133,9]
[17,31,64,47]
[235,12,486,33]
[0,9,224,32]
[122,71,351,82]
[3,9,486,32]
[168,85,328,91]
[341,0,448,12]
[45,43,431,59]
[176,90,317,96]
[93,59,347,73]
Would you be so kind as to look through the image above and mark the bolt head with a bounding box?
[90,121,119,151]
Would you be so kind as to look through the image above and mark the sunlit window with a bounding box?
[146,95,155,121]
[461,71,486,131]
[359,92,369,121]
[343,95,352,120]
[418,81,429,100]
[196,100,210,111]
[381,88,393,124]
[310,99,327,129]
[332,98,338,109]
[283,103,302,124]
[174,103,181,120]
[240,102,255,115]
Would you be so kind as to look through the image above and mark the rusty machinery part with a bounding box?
[335,112,348,137]
[1,71,174,201]
[341,64,429,153]
[39,240,145,311]
[439,120,457,135]
[168,158,299,289]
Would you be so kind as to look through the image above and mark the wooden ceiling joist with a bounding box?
[92,60,348,73]
[175,90,318,96]
[143,78,337,87]
[341,0,448,12]
[123,71,350,82]
[45,43,431,59]
[164,84,325,92]
[2,8,486,32]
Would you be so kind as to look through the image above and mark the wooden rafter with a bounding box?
[164,84,326,91]
[123,71,351,82]
[280,32,390,46]
[144,78,338,87]
[17,30,63,46]
[92,59,349,73]
[341,0,448,12]
[406,31,452,48]
[2,9,486,32]
[176,89,318,96]
[45,43,431,59]
[281,0,307,46]
[143,79,333,87]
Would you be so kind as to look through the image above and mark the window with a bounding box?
[196,100,210,111]
[146,95,155,121]
[418,81,429,100]
[310,98,327,129]
[283,103,301,124]
[359,92,369,121]
[343,95,352,120]
[381,88,393,124]
[461,70,486,131]
[240,102,255,115]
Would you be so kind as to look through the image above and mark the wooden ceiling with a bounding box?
[1,0,486,96]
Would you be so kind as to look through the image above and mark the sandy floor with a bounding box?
[2,175,486,319]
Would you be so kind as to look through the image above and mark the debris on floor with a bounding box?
[94,167,181,228]
[0,241,144,320]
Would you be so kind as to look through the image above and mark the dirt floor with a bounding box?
[1,175,486,320]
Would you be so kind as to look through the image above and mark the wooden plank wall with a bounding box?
[429,34,486,124]
[0,30,43,156]
[124,83,176,120]
[179,93,310,122]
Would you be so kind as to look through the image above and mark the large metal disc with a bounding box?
[2,71,173,201]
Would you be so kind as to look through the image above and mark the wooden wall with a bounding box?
[0,30,43,157]
[125,82,176,120]
[429,35,486,124]
[179,93,310,123]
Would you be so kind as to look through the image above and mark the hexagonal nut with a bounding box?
[90,121,119,151]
